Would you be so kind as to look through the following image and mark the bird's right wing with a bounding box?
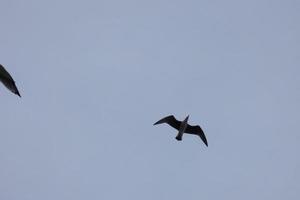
[153,115,181,130]
[0,64,14,80]
[0,64,21,97]
[185,125,208,146]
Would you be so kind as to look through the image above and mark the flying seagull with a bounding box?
[154,115,208,146]
[0,64,21,97]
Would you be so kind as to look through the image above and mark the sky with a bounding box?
[0,0,300,199]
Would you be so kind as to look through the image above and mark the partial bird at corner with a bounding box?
[154,115,208,146]
[0,64,21,97]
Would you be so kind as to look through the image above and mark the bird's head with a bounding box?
[184,115,189,122]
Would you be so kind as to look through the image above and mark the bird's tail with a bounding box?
[175,135,182,141]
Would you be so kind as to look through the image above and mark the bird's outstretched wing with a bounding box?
[0,64,21,97]
[153,115,181,130]
[185,125,208,146]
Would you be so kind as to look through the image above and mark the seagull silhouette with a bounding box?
[154,115,208,146]
[0,64,21,97]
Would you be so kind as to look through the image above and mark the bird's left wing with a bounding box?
[153,115,181,130]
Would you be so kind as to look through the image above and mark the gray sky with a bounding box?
[0,0,300,199]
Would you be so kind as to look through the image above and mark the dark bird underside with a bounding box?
[154,115,208,146]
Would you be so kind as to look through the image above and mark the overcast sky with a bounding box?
[0,0,300,199]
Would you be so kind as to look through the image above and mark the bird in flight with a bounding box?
[0,64,21,97]
[154,115,208,146]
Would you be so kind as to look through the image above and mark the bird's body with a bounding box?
[0,64,21,97]
[154,115,208,146]
[176,115,189,141]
